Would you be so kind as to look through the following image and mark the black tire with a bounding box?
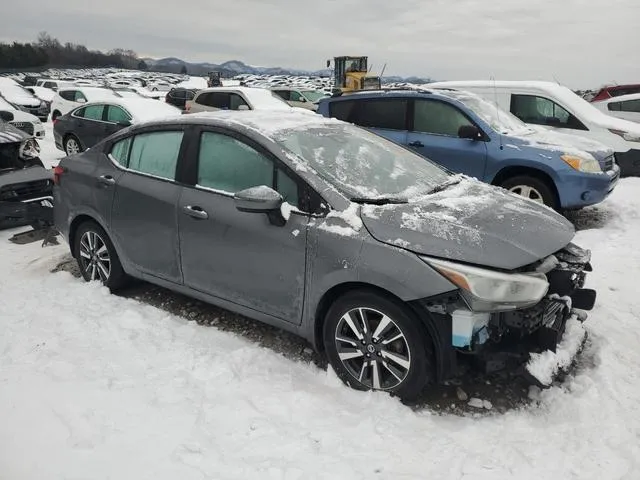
[323,290,434,400]
[500,175,558,209]
[51,111,61,121]
[74,221,128,291]
[64,134,83,156]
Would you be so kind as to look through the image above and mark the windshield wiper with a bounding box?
[424,177,462,195]
[350,197,408,205]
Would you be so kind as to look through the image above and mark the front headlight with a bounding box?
[609,129,640,143]
[423,257,549,311]
[561,154,602,173]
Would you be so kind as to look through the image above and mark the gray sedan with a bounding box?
[53,111,596,399]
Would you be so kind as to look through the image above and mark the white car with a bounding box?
[35,79,75,91]
[51,87,122,120]
[0,78,49,121]
[427,80,640,177]
[271,88,328,111]
[592,93,640,124]
[25,86,56,104]
[0,95,45,138]
[184,87,292,114]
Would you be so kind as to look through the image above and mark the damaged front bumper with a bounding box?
[419,243,595,388]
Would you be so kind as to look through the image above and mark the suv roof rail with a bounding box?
[330,86,435,98]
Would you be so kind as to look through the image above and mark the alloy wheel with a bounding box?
[334,307,411,390]
[65,138,80,155]
[508,185,544,203]
[79,231,111,282]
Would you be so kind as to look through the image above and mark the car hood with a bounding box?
[508,126,613,162]
[360,178,575,270]
[5,94,41,108]
[0,121,30,143]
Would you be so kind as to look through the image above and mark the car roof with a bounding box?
[129,109,345,137]
[427,80,565,91]
[595,92,640,104]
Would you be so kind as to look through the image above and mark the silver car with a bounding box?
[53,111,596,399]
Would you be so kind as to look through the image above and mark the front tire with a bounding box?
[323,290,434,400]
[74,221,127,291]
[500,175,557,209]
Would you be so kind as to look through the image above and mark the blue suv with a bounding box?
[318,88,620,209]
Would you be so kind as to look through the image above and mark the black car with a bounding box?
[53,98,181,155]
[165,88,197,110]
[0,111,53,230]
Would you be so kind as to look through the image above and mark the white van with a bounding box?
[592,93,640,125]
[427,80,640,176]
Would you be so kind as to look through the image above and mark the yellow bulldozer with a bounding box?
[327,56,382,93]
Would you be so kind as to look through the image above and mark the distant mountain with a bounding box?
[141,57,431,83]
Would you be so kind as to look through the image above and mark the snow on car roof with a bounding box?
[594,92,640,104]
[98,97,182,122]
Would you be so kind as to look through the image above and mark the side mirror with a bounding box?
[0,110,14,122]
[458,125,481,140]
[117,119,132,127]
[234,186,286,226]
[76,98,87,103]
[237,104,250,111]
[299,97,307,103]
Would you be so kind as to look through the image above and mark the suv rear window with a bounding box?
[330,98,408,131]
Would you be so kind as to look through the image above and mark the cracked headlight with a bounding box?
[423,257,549,311]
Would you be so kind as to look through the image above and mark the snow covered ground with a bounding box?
[1,129,639,479]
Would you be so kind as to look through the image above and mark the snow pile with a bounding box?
[318,202,363,237]
[526,316,587,387]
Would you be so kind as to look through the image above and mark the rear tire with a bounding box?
[500,175,558,209]
[64,135,83,156]
[323,290,434,400]
[74,221,127,291]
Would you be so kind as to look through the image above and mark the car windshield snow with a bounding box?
[271,123,450,200]
[437,90,533,135]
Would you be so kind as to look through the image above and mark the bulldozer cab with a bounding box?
[207,71,222,87]
[329,56,381,93]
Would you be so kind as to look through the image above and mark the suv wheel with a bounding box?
[500,175,557,209]
[323,290,434,400]
[74,221,127,291]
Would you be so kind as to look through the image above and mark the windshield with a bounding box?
[271,123,450,200]
[301,91,326,102]
[437,90,532,135]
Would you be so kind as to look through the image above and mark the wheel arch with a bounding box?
[312,282,453,382]
[490,165,561,206]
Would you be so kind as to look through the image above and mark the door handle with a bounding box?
[97,175,115,186]
[182,205,209,220]
[408,140,424,148]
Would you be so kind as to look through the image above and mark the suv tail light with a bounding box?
[52,165,64,185]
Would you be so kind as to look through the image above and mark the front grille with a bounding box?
[0,179,51,201]
[10,122,34,136]
[602,154,615,171]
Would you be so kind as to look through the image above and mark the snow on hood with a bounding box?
[360,177,575,270]
[510,126,613,161]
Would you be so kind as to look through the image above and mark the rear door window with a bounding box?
[618,99,640,113]
[128,131,184,180]
[510,94,588,130]
[273,90,290,101]
[351,99,408,130]
[109,137,133,166]
[59,90,76,101]
[329,100,357,122]
[82,104,105,121]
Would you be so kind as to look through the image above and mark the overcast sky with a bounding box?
[4,0,639,89]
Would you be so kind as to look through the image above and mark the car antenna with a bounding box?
[491,75,504,150]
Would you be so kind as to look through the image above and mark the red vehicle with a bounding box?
[591,84,640,102]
